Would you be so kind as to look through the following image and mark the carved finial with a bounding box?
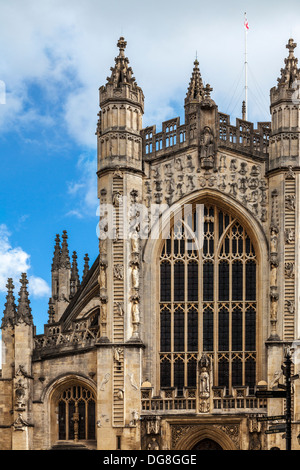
[204,83,213,98]
[83,254,90,279]
[16,273,33,326]
[277,38,300,87]
[60,231,71,269]
[117,37,127,57]
[186,58,205,102]
[70,251,80,298]
[48,299,55,324]
[1,278,17,329]
[286,38,297,57]
[51,234,61,272]
[242,100,246,120]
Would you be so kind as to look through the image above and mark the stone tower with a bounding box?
[96,37,144,449]
[267,38,300,426]
[1,274,34,450]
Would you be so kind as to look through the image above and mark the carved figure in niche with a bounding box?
[285,195,295,211]
[285,228,295,244]
[199,368,210,396]
[286,300,295,314]
[199,399,210,413]
[114,264,124,280]
[270,293,279,321]
[115,301,124,316]
[270,370,283,389]
[270,227,278,253]
[199,127,215,171]
[270,260,278,286]
[99,263,107,289]
[285,262,294,278]
[113,191,122,207]
[131,299,140,324]
[100,301,107,324]
[114,347,123,362]
[130,225,140,254]
[131,263,139,289]
[198,353,211,398]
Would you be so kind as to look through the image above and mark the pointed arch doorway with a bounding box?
[191,438,223,450]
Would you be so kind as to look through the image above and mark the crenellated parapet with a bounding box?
[142,113,270,162]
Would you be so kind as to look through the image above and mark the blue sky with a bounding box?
[0,0,299,335]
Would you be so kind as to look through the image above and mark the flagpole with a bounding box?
[244,12,248,121]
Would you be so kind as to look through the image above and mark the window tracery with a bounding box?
[159,204,257,394]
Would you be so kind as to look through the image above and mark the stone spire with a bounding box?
[1,278,16,329]
[60,230,71,269]
[70,251,80,298]
[185,59,205,103]
[106,37,139,90]
[51,234,61,271]
[83,254,90,279]
[277,38,300,88]
[16,273,33,326]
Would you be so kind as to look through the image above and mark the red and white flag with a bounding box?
[244,15,249,31]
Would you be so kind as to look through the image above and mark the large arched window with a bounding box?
[159,203,257,394]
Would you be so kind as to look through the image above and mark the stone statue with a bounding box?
[270,227,278,253]
[130,226,140,254]
[270,261,278,286]
[200,127,215,170]
[131,264,139,289]
[132,299,140,324]
[198,353,211,398]
[99,263,107,289]
[100,301,107,324]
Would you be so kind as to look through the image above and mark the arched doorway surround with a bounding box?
[173,425,237,450]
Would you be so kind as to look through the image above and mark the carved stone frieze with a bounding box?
[146,152,268,227]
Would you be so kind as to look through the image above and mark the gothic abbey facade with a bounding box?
[1,37,300,451]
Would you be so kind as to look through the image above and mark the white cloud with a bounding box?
[66,152,98,218]
[0,224,50,298]
[0,0,300,144]
[28,276,51,298]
